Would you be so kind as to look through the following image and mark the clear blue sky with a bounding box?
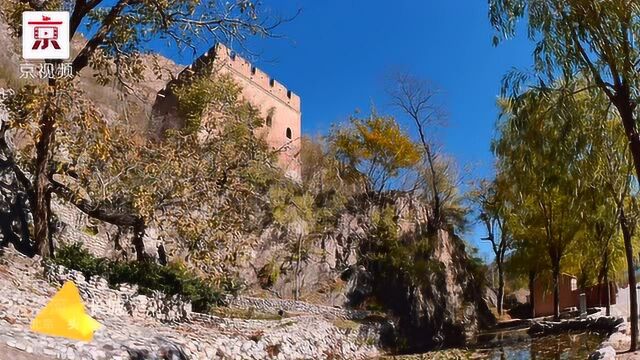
[155,1,535,261]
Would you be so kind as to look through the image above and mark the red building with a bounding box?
[532,273,617,317]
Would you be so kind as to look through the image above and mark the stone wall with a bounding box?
[224,295,370,320]
[50,197,114,258]
[51,195,163,261]
[43,257,371,325]
[152,43,302,180]
[43,262,191,323]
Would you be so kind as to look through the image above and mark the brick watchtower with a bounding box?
[152,43,302,181]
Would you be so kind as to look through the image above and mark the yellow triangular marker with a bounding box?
[30,281,102,341]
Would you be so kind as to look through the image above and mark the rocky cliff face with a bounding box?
[220,193,495,352]
[360,228,495,352]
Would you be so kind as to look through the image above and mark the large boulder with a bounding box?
[349,229,495,352]
[504,289,529,309]
[333,194,496,352]
[484,287,498,309]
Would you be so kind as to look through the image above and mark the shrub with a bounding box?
[53,243,110,278]
[51,243,236,312]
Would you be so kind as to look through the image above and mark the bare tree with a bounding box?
[387,72,448,233]
[471,179,513,315]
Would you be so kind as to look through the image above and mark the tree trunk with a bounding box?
[46,189,56,258]
[529,270,536,319]
[616,95,640,351]
[599,253,611,316]
[620,206,638,351]
[497,262,505,316]
[424,147,441,234]
[33,108,56,257]
[132,220,147,262]
[30,0,130,257]
[605,271,611,317]
[12,193,33,255]
[51,180,150,261]
[602,254,611,316]
[552,262,561,320]
[294,234,302,301]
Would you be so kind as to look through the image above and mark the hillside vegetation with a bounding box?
[0,3,493,354]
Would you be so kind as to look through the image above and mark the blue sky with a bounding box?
[156,1,535,261]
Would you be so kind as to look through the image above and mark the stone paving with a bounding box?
[0,247,379,359]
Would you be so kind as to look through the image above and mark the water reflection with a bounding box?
[473,329,604,359]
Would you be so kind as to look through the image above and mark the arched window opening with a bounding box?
[266,115,273,127]
[286,127,292,139]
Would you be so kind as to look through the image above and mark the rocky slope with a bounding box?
[0,247,379,359]
[217,193,495,352]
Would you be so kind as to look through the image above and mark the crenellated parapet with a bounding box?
[153,42,302,181]
[178,43,301,112]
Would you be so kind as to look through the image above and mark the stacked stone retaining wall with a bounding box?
[224,295,371,320]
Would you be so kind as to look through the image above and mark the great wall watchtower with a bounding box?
[152,43,302,180]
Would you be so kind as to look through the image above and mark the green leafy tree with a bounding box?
[578,117,631,316]
[493,87,590,320]
[489,1,640,347]
[504,231,549,318]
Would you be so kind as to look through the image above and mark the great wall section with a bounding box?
[152,43,302,181]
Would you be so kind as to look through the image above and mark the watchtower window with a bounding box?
[251,66,256,75]
[270,78,275,87]
[286,127,292,139]
[287,90,292,99]
[266,115,273,127]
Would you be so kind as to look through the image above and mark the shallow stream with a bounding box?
[472,328,605,359]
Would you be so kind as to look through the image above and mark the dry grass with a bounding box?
[488,306,513,322]
[332,319,360,331]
